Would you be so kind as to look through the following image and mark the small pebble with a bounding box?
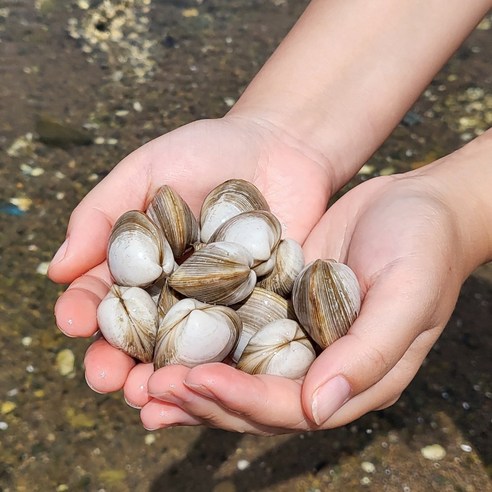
[182,8,199,17]
[460,444,472,453]
[237,459,250,471]
[379,166,396,176]
[36,262,50,275]
[224,97,236,107]
[421,444,446,461]
[360,477,371,486]
[22,336,33,347]
[133,101,143,112]
[1,401,16,415]
[361,461,376,473]
[144,434,156,445]
[10,197,32,211]
[56,349,76,376]
[0,422,8,430]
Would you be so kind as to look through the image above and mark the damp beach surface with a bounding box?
[0,2,491,490]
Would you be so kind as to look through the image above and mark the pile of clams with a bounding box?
[96,180,362,379]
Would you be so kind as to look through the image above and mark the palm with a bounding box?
[48,116,331,393]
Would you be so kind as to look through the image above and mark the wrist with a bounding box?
[228,0,491,190]
[414,129,492,276]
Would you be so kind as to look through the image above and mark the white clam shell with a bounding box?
[292,259,361,348]
[237,319,315,379]
[200,179,270,243]
[209,210,282,272]
[154,298,242,368]
[96,285,158,363]
[168,242,257,305]
[108,210,174,287]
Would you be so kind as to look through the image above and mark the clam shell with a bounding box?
[96,285,158,363]
[257,238,305,297]
[292,259,361,348]
[237,319,316,379]
[200,179,270,243]
[108,210,174,287]
[147,185,199,259]
[209,210,282,272]
[157,279,183,318]
[231,287,297,362]
[154,298,242,368]
[168,242,257,305]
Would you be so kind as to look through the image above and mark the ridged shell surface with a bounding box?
[237,319,315,379]
[154,298,242,368]
[96,285,158,363]
[257,238,305,297]
[199,179,270,243]
[147,185,199,259]
[168,242,257,305]
[292,259,361,348]
[231,287,296,362]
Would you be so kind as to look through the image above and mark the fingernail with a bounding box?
[51,238,69,266]
[311,375,351,425]
[183,381,215,399]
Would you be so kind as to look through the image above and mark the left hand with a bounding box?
[135,157,478,434]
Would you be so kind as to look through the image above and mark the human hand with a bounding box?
[138,134,492,433]
[48,115,333,394]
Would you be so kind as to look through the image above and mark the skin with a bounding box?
[49,0,492,434]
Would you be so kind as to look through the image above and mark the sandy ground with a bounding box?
[0,1,491,490]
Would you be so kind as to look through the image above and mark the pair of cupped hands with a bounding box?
[48,115,467,435]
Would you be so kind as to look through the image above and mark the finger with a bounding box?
[140,399,203,430]
[84,338,136,393]
[149,365,285,434]
[54,263,111,337]
[48,154,151,284]
[123,363,155,409]
[324,326,441,427]
[182,364,312,431]
[301,262,438,425]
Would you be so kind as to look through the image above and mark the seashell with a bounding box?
[237,319,316,379]
[209,210,282,275]
[199,179,270,243]
[154,298,242,368]
[231,287,297,362]
[157,279,183,318]
[108,210,175,287]
[257,238,305,297]
[168,242,257,305]
[292,259,361,348]
[146,185,200,259]
[96,285,158,363]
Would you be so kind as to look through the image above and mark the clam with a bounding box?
[257,238,305,297]
[146,185,199,259]
[231,287,296,362]
[157,279,183,318]
[292,259,361,348]
[237,319,316,379]
[108,210,174,287]
[209,210,282,275]
[168,242,257,305]
[154,298,242,368]
[96,285,158,363]
[199,179,270,243]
